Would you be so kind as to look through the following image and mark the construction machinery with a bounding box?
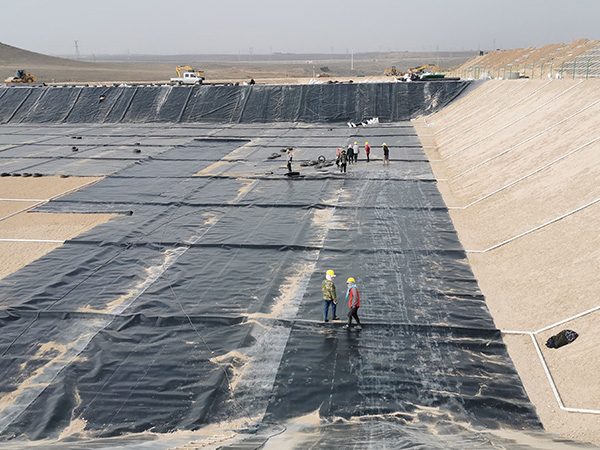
[384,66,403,77]
[4,69,37,83]
[409,64,439,74]
[175,65,205,80]
[403,64,445,81]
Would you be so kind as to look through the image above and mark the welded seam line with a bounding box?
[4,89,33,124]
[448,136,600,210]
[118,87,138,122]
[61,87,83,123]
[0,182,231,433]
[453,96,600,179]
[443,80,584,162]
[466,197,600,253]
[0,146,260,432]
[176,87,195,123]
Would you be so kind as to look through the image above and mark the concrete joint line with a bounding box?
[437,80,551,144]
[465,197,600,253]
[0,238,64,243]
[448,136,600,209]
[0,200,47,223]
[445,80,584,163]
[0,198,47,202]
[0,178,101,223]
[452,95,600,179]
[429,80,508,134]
[502,320,600,414]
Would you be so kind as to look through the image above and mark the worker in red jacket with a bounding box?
[344,277,362,329]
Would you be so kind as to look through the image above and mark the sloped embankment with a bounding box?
[0,81,469,124]
[414,79,600,445]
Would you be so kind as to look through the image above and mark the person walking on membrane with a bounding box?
[322,270,340,322]
[344,277,362,329]
[382,143,389,165]
[286,148,293,172]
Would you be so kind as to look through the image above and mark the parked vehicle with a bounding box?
[170,72,203,85]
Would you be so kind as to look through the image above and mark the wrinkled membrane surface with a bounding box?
[0,83,594,449]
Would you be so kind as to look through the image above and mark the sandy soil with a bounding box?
[0,41,472,84]
[448,38,600,79]
[414,79,600,446]
[0,176,114,279]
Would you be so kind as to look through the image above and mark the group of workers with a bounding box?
[285,142,390,174]
[335,142,389,171]
[322,269,362,329]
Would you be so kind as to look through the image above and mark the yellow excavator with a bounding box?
[409,64,439,74]
[175,65,205,80]
[4,69,37,83]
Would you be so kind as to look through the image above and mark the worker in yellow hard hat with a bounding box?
[353,141,359,163]
[365,142,371,163]
[344,277,362,330]
[322,269,340,322]
[382,143,389,165]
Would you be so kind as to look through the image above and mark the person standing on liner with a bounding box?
[344,277,362,329]
[365,142,371,163]
[335,148,341,168]
[322,270,340,322]
[347,144,354,165]
[340,149,347,173]
[382,143,389,165]
[353,141,359,163]
[286,148,293,172]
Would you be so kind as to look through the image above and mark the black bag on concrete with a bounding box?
[545,329,579,349]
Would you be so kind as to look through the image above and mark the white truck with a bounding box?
[170,72,203,85]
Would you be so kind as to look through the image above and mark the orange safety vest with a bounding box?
[348,286,360,308]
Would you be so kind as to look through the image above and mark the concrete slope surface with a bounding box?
[415,78,600,447]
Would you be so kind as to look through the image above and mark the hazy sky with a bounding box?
[2,0,599,56]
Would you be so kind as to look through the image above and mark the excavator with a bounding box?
[404,64,445,81]
[175,65,205,80]
[409,64,440,75]
[4,69,37,83]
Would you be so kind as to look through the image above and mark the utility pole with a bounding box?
[351,49,354,70]
[74,40,80,60]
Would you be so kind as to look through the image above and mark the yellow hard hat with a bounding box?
[354,142,357,145]
[326,269,336,277]
[365,142,369,145]
[346,277,355,284]
[383,143,387,146]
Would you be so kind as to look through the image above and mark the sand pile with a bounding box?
[413,78,600,445]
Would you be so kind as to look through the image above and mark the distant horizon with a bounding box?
[2,0,598,57]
